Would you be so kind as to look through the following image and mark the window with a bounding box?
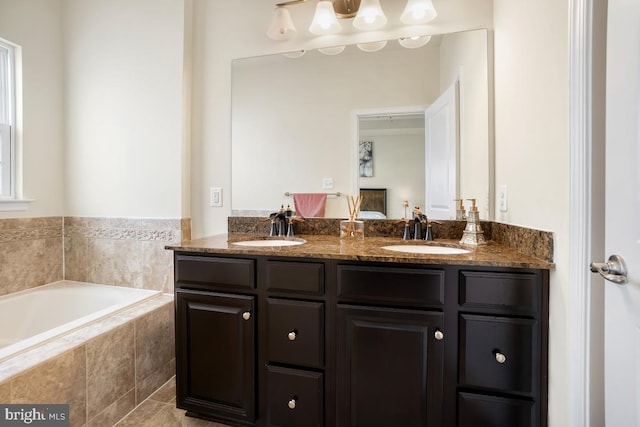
[0,37,28,210]
[0,39,15,199]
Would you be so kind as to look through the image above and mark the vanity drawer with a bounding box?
[337,265,444,307]
[458,392,536,427]
[459,271,538,315]
[459,314,538,395]
[175,255,255,290]
[266,365,324,427]
[266,260,324,295]
[267,298,324,368]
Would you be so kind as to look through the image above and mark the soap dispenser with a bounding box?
[460,198,487,245]
[454,199,466,221]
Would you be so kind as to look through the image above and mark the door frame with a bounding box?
[569,0,607,425]
[350,105,428,200]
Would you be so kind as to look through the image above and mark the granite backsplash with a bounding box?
[228,216,553,263]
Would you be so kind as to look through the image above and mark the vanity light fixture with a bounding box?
[398,35,432,48]
[309,1,342,35]
[356,40,387,52]
[266,6,297,40]
[267,0,437,41]
[400,0,437,25]
[318,45,346,55]
[283,49,307,58]
[352,0,387,30]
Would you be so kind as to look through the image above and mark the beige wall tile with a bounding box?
[148,377,175,404]
[87,388,136,427]
[0,239,62,295]
[10,347,86,427]
[63,217,187,290]
[141,241,174,292]
[86,324,135,419]
[135,359,175,405]
[85,239,143,287]
[63,235,89,282]
[0,216,63,295]
[135,304,175,403]
[113,399,166,427]
[0,380,10,402]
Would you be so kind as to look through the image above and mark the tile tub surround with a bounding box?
[0,217,63,296]
[64,217,191,293]
[228,216,553,263]
[0,295,174,427]
[115,377,233,427]
[0,216,192,295]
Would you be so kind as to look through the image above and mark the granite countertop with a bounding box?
[167,233,555,270]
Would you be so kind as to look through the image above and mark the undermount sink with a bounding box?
[381,244,471,255]
[231,239,306,247]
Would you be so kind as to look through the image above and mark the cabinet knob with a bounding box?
[434,329,444,340]
[495,352,507,364]
[242,311,251,321]
[287,330,297,341]
[288,398,296,409]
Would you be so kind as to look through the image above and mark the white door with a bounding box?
[424,80,459,220]
[602,0,640,424]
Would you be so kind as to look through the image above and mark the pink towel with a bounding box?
[293,193,327,218]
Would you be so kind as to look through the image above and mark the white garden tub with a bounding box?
[0,280,161,362]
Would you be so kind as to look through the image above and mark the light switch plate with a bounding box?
[210,187,222,207]
[499,185,508,212]
[322,177,334,190]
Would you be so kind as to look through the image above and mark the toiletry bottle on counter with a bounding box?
[454,199,466,221]
[460,198,487,245]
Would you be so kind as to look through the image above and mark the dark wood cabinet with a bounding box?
[175,288,255,424]
[456,270,548,427]
[173,252,548,427]
[266,365,324,427]
[336,305,444,427]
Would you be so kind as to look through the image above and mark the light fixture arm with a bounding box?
[275,0,308,6]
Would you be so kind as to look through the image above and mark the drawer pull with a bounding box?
[434,329,444,340]
[288,398,297,409]
[495,352,507,364]
[242,311,251,321]
[287,330,298,341]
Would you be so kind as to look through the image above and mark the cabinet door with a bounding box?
[337,305,444,427]
[175,289,255,424]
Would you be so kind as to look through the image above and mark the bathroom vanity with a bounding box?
[169,234,551,427]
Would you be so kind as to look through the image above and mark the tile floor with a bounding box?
[114,377,232,427]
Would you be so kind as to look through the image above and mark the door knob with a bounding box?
[590,254,628,285]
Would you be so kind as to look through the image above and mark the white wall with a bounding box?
[0,0,65,218]
[493,1,570,425]
[62,0,188,218]
[440,30,491,219]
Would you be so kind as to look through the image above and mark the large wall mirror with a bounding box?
[231,28,491,220]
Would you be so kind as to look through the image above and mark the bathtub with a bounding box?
[0,280,161,362]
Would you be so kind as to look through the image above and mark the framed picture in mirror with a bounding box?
[359,140,373,177]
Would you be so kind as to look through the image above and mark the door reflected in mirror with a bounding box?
[231,29,491,220]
